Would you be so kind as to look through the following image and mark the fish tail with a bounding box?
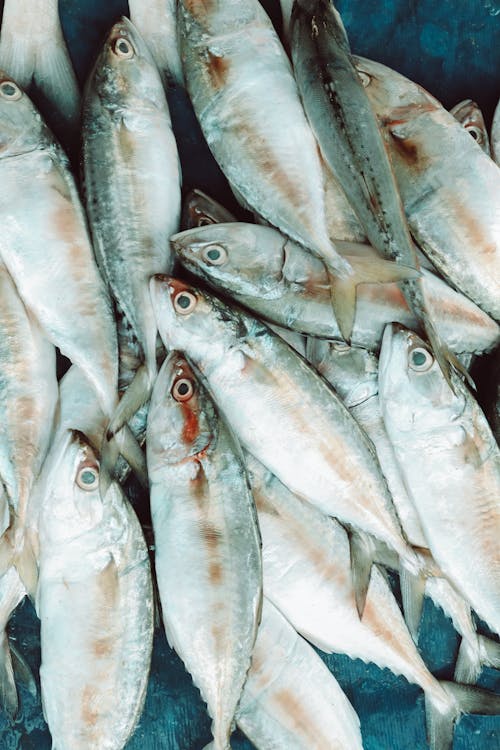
[349,530,377,618]
[328,254,420,341]
[34,32,80,127]
[0,629,17,719]
[0,0,36,87]
[399,564,426,642]
[107,363,154,440]
[455,635,500,685]
[109,425,148,488]
[426,681,500,750]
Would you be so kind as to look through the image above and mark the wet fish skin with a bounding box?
[33,429,153,750]
[82,16,181,385]
[450,99,490,155]
[147,351,262,750]
[491,97,500,166]
[171,222,500,355]
[178,0,350,277]
[379,324,500,637]
[237,598,363,750]
[0,72,118,420]
[150,275,415,564]
[355,55,500,321]
[129,0,184,88]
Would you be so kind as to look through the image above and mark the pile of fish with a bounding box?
[0,0,498,748]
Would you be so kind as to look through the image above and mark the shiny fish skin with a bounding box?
[450,99,490,156]
[0,262,57,539]
[237,598,363,750]
[379,325,500,637]
[34,430,153,750]
[178,0,350,277]
[147,352,262,750]
[150,276,415,565]
[355,56,500,320]
[0,73,118,420]
[246,454,452,715]
[171,222,500,355]
[129,0,184,88]
[82,17,181,384]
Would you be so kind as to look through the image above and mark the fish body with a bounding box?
[450,99,490,155]
[150,276,414,563]
[0,74,118,420]
[171,222,500,355]
[237,598,363,750]
[178,0,350,277]
[379,325,500,637]
[129,0,184,87]
[34,429,153,750]
[83,17,180,386]
[147,352,262,750]
[355,56,500,320]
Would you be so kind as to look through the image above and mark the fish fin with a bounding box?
[424,321,475,394]
[13,539,38,600]
[454,637,483,685]
[33,35,80,126]
[349,530,377,618]
[478,635,500,670]
[426,681,500,750]
[107,364,152,439]
[328,256,420,340]
[0,631,17,719]
[400,565,426,641]
[10,642,36,698]
[0,24,36,88]
[112,426,148,488]
[304,336,329,368]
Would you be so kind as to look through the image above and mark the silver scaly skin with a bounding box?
[171,222,499,355]
[450,99,490,156]
[150,275,418,570]
[237,598,364,750]
[379,325,500,637]
[147,352,262,750]
[355,56,500,321]
[178,0,350,278]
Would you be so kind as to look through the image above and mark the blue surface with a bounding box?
[1,1,499,748]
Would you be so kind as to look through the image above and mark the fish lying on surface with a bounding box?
[450,99,490,155]
[147,352,262,750]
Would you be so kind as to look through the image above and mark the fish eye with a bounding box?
[173,290,197,314]
[113,37,134,59]
[357,70,371,87]
[466,125,483,143]
[202,244,227,265]
[198,217,213,227]
[0,81,22,100]
[76,464,99,491]
[409,346,434,372]
[172,378,194,402]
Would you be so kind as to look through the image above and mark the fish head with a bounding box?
[450,100,489,150]
[90,17,166,112]
[147,352,216,472]
[0,73,48,158]
[171,223,289,298]
[379,324,466,435]
[181,189,236,230]
[312,340,379,407]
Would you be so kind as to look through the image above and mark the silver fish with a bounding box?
[150,275,417,570]
[33,427,153,750]
[237,597,363,750]
[129,0,184,88]
[147,352,262,750]
[83,17,180,430]
[178,0,350,278]
[171,222,499,355]
[379,324,500,637]
[355,56,500,321]
[450,99,490,155]
[0,73,118,421]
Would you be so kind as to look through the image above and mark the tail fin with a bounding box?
[34,33,80,128]
[107,364,153,440]
[399,565,426,642]
[426,680,500,750]
[0,631,17,718]
[455,635,500,685]
[328,255,420,341]
[10,642,36,698]
[349,530,377,618]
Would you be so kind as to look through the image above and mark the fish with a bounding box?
[0,564,32,719]
[147,352,262,750]
[0,72,118,423]
[150,275,419,579]
[379,324,500,639]
[492,97,500,166]
[128,0,184,88]
[278,0,294,43]
[246,452,500,750]
[32,426,153,750]
[290,1,446,357]
[0,0,80,152]
[181,188,236,230]
[171,222,499,355]
[0,262,57,579]
[82,17,181,436]
[354,56,500,321]
[450,99,490,155]
[237,597,363,750]
[178,0,351,281]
